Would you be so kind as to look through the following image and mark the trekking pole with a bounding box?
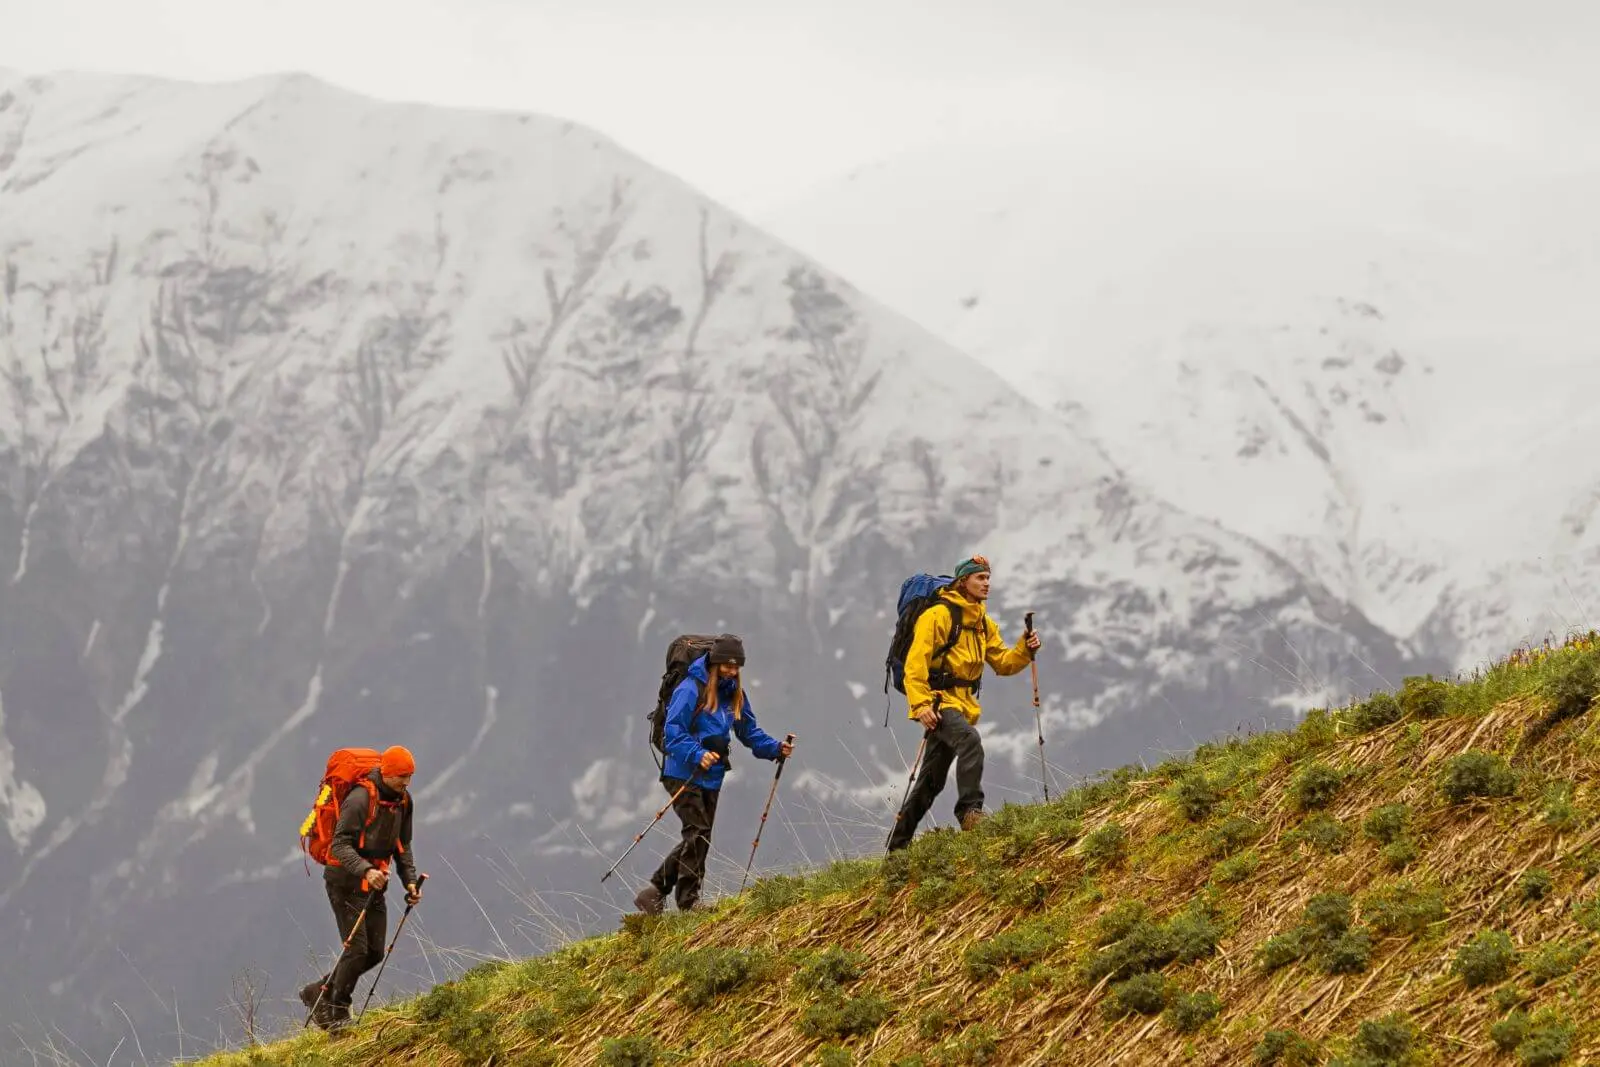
[884,729,931,853]
[1026,611,1049,802]
[354,872,428,1022]
[304,884,381,1028]
[600,770,699,884]
[739,734,796,895]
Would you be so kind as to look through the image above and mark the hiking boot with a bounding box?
[960,808,987,832]
[299,981,337,1031]
[633,884,665,915]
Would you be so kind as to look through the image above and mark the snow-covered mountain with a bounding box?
[757,102,1600,669]
[0,69,1424,1063]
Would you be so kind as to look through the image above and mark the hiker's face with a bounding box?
[383,772,413,793]
[716,662,740,682]
[963,572,991,600]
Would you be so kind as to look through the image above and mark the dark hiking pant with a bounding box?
[649,777,721,909]
[306,869,387,1013]
[887,705,985,851]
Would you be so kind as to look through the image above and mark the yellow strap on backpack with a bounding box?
[299,784,332,837]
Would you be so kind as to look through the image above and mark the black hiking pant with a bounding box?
[649,777,721,909]
[306,868,387,1012]
[887,704,985,851]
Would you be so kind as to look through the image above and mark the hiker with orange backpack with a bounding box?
[298,745,422,1030]
[885,556,1041,851]
[634,635,795,914]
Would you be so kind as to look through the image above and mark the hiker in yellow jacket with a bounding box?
[887,556,1040,850]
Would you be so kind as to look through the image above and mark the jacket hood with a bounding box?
[941,585,985,619]
[687,653,737,693]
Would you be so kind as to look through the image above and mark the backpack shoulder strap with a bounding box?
[356,777,381,826]
[934,599,965,660]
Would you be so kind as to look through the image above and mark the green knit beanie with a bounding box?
[952,555,991,581]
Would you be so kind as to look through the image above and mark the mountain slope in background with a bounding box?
[757,96,1600,669]
[0,69,1422,1065]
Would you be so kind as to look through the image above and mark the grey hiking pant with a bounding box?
[887,705,985,851]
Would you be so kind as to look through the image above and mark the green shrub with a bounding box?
[1441,751,1517,804]
[1172,772,1222,822]
[673,946,773,1007]
[1291,763,1344,811]
[1492,1010,1530,1052]
[1303,893,1353,939]
[599,1034,665,1067]
[1515,1009,1577,1066]
[1529,650,1600,741]
[1492,985,1530,1013]
[518,1006,560,1036]
[1339,1012,1414,1065]
[414,982,469,1023]
[1525,940,1587,986]
[1105,972,1168,1019]
[1520,868,1554,902]
[813,1047,853,1067]
[1574,897,1600,933]
[1080,823,1128,868]
[1258,894,1373,976]
[1542,782,1582,832]
[1163,989,1222,1034]
[1453,930,1516,988]
[442,1009,501,1066]
[1361,882,1445,937]
[1361,804,1409,846]
[1398,675,1449,720]
[1381,839,1420,871]
[748,874,809,914]
[1289,814,1348,854]
[1349,692,1402,732]
[1093,900,1151,945]
[963,915,1063,980]
[1320,930,1373,975]
[1082,901,1219,984]
[1213,850,1261,885]
[1492,1006,1579,1066]
[797,992,892,1041]
[1166,904,1224,963]
[1257,929,1313,972]
[1254,1028,1320,1065]
[794,947,869,993]
[1207,816,1265,858]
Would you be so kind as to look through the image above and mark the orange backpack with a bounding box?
[299,747,385,868]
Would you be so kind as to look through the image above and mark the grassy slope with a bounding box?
[201,633,1600,1067]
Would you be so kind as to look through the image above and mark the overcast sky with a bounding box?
[2,0,1597,213]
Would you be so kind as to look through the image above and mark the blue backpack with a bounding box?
[882,573,970,721]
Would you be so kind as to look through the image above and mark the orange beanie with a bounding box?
[380,745,416,777]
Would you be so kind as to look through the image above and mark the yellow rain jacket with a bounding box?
[904,587,1035,725]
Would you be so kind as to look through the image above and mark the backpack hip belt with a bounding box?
[928,668,982,696]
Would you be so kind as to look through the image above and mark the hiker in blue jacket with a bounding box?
[635,635,794,913]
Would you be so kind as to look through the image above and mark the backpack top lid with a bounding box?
[897,573,953,616]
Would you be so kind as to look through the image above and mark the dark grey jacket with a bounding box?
[328,769,419,889]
